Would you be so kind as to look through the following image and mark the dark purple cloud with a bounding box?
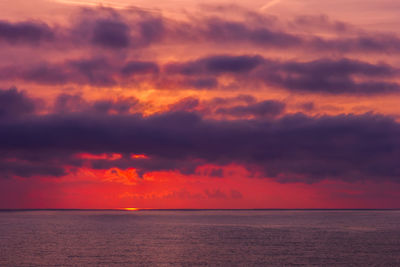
[216,100,285,118]
[309,34,400,53]
[53,94,87,113]
[0,9,164,49]
[91,97,139,114]
[0,58,158,87]
[167,55,400,94]
[0,20,54,44]
[91,19,130,49]
[185,15,400,53]
[179,78,219,90]
[208,95,257,106]
[1,6,400,56]
[299,102,315,112]
[1,58,117,86]
[281,58,394,77]
[165,55,264,75]
[53,93,140,114]
[69,8,164,49]
[19,63,70,85]
[137,16,165,45]
[0,87,36,118]
[0,54,398,94]
[0,90,399,183]
[262,58,398,94]
[0,160,67,178]
[67,58,117,86]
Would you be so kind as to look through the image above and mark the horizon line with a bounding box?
[1,208,399,212]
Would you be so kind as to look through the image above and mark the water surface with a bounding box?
[1,210,399,266]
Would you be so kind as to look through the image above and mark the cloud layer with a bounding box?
[1,88,399,183]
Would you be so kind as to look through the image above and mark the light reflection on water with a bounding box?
[1,210,400,266]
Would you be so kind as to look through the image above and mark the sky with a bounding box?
[1,0,400,209]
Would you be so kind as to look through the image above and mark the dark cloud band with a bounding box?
[1,90,399,183]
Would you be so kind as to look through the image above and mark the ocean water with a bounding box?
[1,210,400,266]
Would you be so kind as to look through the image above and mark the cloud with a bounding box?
[0,7,165,50]
[0,160,67,178]
[288,15,353,34]
[184,78,219,89]
[69,8,165,49]
[0,20,54,44]
[166,55,400,95]
[91,97,140,114]
[199,17,303,47]
[1,57,118,86]
[121,61,159,76]
[1,6,400,55]
[53,93,87,113]
[261,58,399,94]
[298,102,315,112]
[53,92,140,114]
[0,87,37,118]
[216,100,285,118]
[0,92,399,183]
[0,54,398,94]
[90,19,130,48]
[168,97,199,112]
[166,55,265,75]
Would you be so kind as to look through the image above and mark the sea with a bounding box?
[1,210,400,266]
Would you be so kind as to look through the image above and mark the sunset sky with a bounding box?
[1,0,400,209]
